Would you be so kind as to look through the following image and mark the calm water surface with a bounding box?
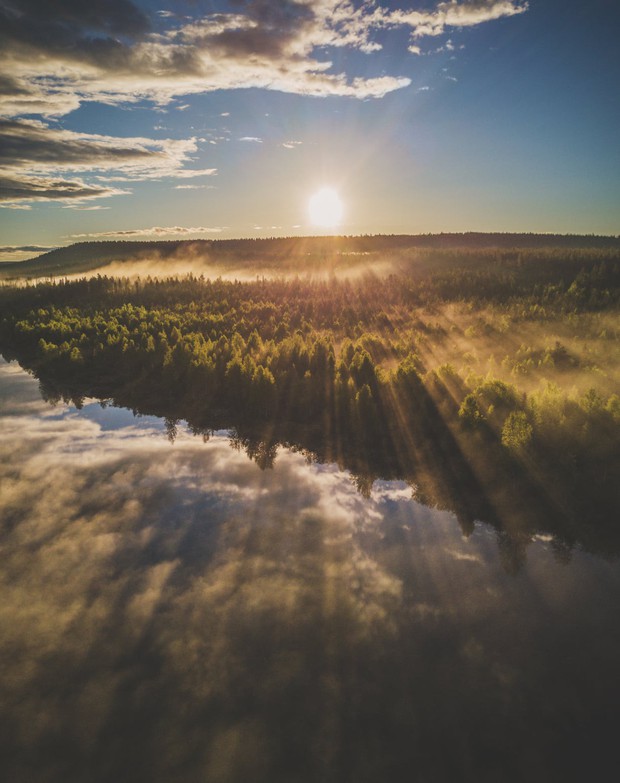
[1,359,619,783]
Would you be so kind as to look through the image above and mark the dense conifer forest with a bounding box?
[1,241,619,566]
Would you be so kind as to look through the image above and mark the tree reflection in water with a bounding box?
[12,348,619,568]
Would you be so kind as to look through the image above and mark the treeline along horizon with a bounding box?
[2,233,620,280]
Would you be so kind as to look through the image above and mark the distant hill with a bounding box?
[0,241,188,279]
[1,233,619,280]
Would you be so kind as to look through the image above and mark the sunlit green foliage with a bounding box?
[1,244,618,535]
[501,411,533,452]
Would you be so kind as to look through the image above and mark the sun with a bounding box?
[308,187,344,229]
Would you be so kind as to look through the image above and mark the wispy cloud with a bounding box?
[96,168,217,184]
[173,184,214,190]
[0,244,54,253]
[62,204,111,211]
[387,1,527,42]
[0,202,32,210]
[69,226,225,238]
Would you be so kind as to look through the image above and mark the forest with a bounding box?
[1,242,619,569]
[2,232,620,279]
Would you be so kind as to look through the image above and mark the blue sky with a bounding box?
[1,0,619,258]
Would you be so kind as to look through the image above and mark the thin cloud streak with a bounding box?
[0,244,56,260]
[69,226,225,238]
[0,244,55,253]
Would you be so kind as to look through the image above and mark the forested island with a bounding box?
[1,238,619,569]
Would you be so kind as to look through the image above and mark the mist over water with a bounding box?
[1,359,619,782]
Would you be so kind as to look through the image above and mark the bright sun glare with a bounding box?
[308,187,344,229]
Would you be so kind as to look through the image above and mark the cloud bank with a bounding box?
[0,1,528,116]
[0,118,216,207]
[0,2,527,206]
